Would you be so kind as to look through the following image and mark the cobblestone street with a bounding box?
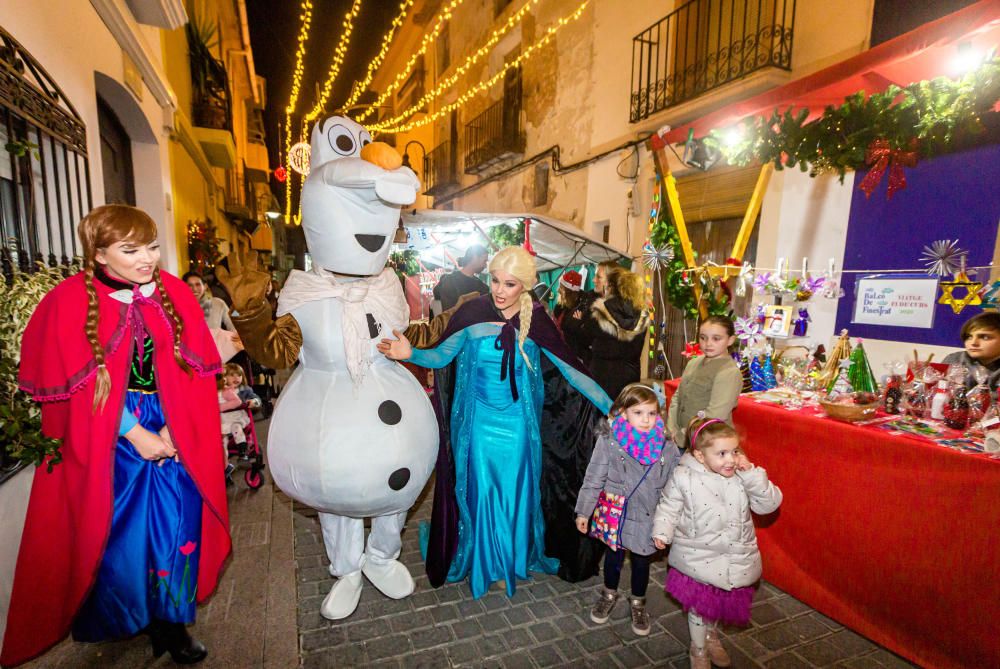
[294,475,917,669]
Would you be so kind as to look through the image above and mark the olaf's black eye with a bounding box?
[328,124,356,156]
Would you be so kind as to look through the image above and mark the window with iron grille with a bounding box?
[1,25,92,280]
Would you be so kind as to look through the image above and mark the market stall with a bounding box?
[665,381,1000,669]
[398,209,630,306]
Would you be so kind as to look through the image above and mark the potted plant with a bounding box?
[0,256,73,475]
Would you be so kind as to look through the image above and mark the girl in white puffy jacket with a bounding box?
[652,414,782,669]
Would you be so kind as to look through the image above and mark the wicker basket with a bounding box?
[819,400,880,423]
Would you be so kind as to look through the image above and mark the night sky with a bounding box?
[245,0,400,175]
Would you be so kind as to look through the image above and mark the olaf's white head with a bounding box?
[300,116,419,276]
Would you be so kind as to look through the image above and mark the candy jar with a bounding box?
[943,385,970,430]
[881,361,906,415]
[903,380,928,419]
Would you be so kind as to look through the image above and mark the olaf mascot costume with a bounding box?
[226,116,437,620]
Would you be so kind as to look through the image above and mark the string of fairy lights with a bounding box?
[283,0,314,220]
[279,0,591,221]
[303,0,365,123]
[353,0,468,124]
[369,0,590,135]
[341,0,414,113]
[369,0,540,131]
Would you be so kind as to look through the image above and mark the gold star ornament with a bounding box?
[938,273,983,314]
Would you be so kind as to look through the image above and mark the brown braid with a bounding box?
[153,268,192,375]
[84,262,112,411]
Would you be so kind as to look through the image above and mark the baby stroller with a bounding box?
[225,405,266,490]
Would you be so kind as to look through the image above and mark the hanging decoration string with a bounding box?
[371,0,590,135]
[303,0,366,123]
[340,0,415,113]
[354,0,469,123]
[284,0,314,221]
[370,0,541,130]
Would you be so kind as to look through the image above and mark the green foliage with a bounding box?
[706,58,1000,178]
[0,260,75,470]
[487,221,525,249]
[4,140,40,160]
[650,192,731,320]
[387,250,419,277]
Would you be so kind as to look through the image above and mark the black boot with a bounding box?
[148,619,208,665]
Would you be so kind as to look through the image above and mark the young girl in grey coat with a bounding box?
[652,414,782,669]
[575,384,680,636]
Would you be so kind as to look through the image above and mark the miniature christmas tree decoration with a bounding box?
[848,339,878,393]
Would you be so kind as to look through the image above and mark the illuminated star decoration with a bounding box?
[641,241,674,270]
[938,272,983,314]
[734,316,764,348]
[682,341,703,359]
[921,240,967,277]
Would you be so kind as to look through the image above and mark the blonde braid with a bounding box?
[517,291,533,370]
[84,263,112,412]
[153,268,192,375]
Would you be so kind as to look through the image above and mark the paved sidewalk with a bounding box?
[22,418,299,669]
[295,481,917,669]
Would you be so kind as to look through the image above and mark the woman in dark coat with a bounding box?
[586,269,651,399]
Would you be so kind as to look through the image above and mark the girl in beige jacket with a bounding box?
[652,414,782,669]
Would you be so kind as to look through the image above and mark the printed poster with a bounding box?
[852,276,938,329]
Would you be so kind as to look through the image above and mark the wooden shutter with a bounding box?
[675,164,761,223]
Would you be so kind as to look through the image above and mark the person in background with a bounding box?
[553,270,595,366]
[943,312,1000,392]
[184,271,236,332]
[666,316,742,446]
[433,244,489,311]
[593,260,620,298]
[587,269,652,400]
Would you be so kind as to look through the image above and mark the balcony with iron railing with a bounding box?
[630,0,796,123]
[423,140,460,196]
[464,97,525,174]
[224,164,255,222]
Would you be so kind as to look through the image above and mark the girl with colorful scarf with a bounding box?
[574,384,680,636]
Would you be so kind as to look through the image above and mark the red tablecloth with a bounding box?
[664,381,1000,669]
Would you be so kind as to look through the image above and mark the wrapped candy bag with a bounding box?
[967,366,992,427]
[943,385,969,430]
[903,380,929,418]
[881,361,906,415]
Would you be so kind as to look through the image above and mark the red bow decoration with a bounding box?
[522,218,536,256]
[857,138,918,200]
[682,341,703,359]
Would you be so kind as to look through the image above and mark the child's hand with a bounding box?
[653,537,668,550]
[735,449,753,471]
[574,516,588,534]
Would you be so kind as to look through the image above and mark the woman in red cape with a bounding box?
[1,205,230,666]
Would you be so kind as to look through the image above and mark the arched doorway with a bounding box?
[97,97,136,206]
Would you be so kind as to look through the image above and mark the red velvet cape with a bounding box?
[1,271,230,667]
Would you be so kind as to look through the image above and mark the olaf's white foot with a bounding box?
[320,570,363,620]
[362,559,415,599]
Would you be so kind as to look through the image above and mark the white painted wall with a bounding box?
[1,1,176,269]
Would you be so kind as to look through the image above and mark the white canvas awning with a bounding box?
[399,209,629,274]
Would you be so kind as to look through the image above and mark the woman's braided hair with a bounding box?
[488,246,537,369]
[79,205,190,412]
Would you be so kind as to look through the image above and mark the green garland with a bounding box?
[487,221,525,249]
[650,193,730,320]
[706,58,1000,179]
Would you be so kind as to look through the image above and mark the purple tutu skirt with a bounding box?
[665,568,754,626]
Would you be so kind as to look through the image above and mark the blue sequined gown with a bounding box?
[411,322,607,598]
